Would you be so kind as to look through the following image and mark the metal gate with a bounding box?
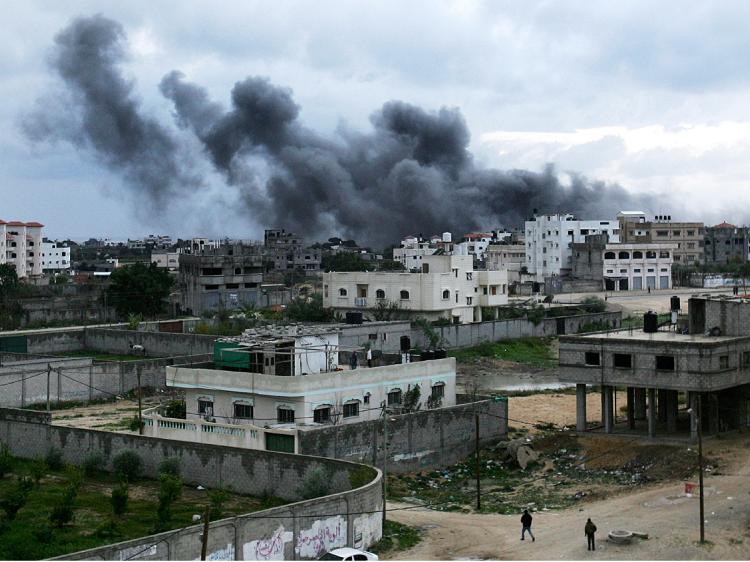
[0,335,27,354]
[265,433,295,453]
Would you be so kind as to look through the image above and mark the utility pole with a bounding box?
[200,504,211,560]
[136,365,143,435]
[382,403,388,529]
[475,412,481,510]
[698,396,705,544]
[46,363,52,413]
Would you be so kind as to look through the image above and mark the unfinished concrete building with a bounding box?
[559,296,750,440]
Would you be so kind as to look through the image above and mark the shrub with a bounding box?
[49,476,80,528]
[158,457,181,477]
[526,304,545,326]
[45,448,64,471]
[128,415,143,433]
[297,467,331,500]
[95,518,122,539]
[581,296,607,313]
[163,399,186,419]
[154,473,182,532]
[0,444,14,478]
[17,476,34,494]
[0,484,28,520]
[82,453,105,477]
[113,450,142,482]
[111,482,129,516]
[29,459,47,486]
[32,523,54,544]
[208,487,230,520]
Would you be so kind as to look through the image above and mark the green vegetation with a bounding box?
[107,262,173,319]
[449,337,556,368]
[370,520,422,555]
[321,252,375,272]
[112,450,142,482]
[0,455,288,559]
[297,467,331,500]
[286,294,333,322]
[163,399,186,419]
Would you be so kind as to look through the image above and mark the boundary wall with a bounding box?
[0,408,382,561]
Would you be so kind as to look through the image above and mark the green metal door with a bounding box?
[0,335,27,354]
[265,433,295,453]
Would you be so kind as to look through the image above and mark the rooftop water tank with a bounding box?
[644,311,659,333]
[442,232,452,243]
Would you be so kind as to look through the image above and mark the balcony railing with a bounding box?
[354,297,367,307]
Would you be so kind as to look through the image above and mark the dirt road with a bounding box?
[386,433,750,560]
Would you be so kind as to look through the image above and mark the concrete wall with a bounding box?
[297,398,507,473]
[83,328,217,356]
[25,328,87,353]
[0,408,382,561]
[337,321,413,354]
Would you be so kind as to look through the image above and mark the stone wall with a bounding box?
[297,398,507,473]
[0,408,382,560]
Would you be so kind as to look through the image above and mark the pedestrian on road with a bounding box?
[585,518,597,551]
[366,347,373,368]
[647,286,651,294]
[520,509,535,542]
[349,352,358,370]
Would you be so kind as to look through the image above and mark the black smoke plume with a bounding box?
[28,15,656,246]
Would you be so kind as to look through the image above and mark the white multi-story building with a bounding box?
[41,241,71,273]
[393,233,452,270]
[151,251,180,270]
[525,213,620,281]
[454,231,511,264]
[602,243,676,291]
[0,220,43,279]
[323,254,509,324]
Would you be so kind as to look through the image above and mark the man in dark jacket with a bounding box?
[585,518,597,551]
[520,509,535,541]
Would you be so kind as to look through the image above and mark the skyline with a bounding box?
[5,1,750,240]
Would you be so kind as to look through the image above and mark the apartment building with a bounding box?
[41,241,71,273]
[525,213,620,281]
[151,251,180,271]
[323,254,508,323]
[618,212,704,265]
[704,222,750,265]
[263,229,321,274]
[393,233,451,270]
[0,220,43,279]
[454,230,512,267]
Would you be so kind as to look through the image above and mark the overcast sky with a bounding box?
[4,1,750,242]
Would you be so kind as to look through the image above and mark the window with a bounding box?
[339,288,348,297]
[719,355,729,369]
[387,389,402,406]
[324,285,328,297]
[686,230,695,236]
[613,353,632,368]
[442,289,450,300]
[646,251,656,259]
[655,355,675,371]
[225,283,239,289]
[466,272,473,280]
[632,251,643,259]
[659,251,670,258]
[368,333,377,341]
[313,407,331,424]
[233,403,253,419]
[363,392,371,404]
[198,399,213,416]
[277,408,295,423]
[634,268,641,273]
[343,401,360,418]
[376,289,385,299]
[618,251,630,259]
[584,352,600,366]
[245,282,258,288]
[204,284,219,291]
[234,267,242,275]
[743,351,750,367]
[656,230,668,236]
[400,290,410,300]
[672,230,681,236]
[431,383,445,400]
[466,297,473,305]
[604,251,616,259]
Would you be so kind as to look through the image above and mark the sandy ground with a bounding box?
[386,432,750,560]
[508,391,627,431]
[51,397,159,430]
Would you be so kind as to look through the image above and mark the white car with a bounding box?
[318,547,379,561]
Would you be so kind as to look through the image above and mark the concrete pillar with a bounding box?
[600,387,606,427]
[604,386,614,434]
[657,389,668,423]
[689,392,699,441]
[666,390,678,433]
[627,387,635,429]
[576,384,587,432]
[708,393,720,434]
[647,388,657,438]
[634,388,647,420]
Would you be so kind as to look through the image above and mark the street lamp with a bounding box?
[687,403,705,543]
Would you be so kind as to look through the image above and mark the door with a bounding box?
[0,335,27,354]
[556,317,566,335]
[265,433,295,453]
[619,279,629,291]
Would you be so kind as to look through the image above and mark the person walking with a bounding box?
[349,351,358,370]
[585,518,597,551]
[366,347,373,368]
[520,509,535,542]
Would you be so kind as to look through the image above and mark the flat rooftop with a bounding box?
[572,329,746,344]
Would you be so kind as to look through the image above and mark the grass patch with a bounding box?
[0,458,286,559]
[370,520,422,555]
[449,337,556,368]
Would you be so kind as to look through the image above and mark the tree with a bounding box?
[377,259,405,271]
[286,294,333,322]
[0,264,19,300]
[107,262,173,319]
[321,253,374,272]
[371,299,402,321]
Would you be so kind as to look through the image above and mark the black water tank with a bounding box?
[408,349,420,361]
[644,311,659,333]
[435,348,447,359]
[423,349,436,361]
[671,296,681,311]
[400,335,411,353]
[345,312,363,324]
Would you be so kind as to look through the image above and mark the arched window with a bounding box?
[604,251,616,259]
[646,250,657,259]
[387,389,402,406]
[400,290,410,300]
[431,382,445,400]
[442,289,450,300]
[659,251,670,258]
[376,289,385,299]
[313,405,332,424]
[339,288,347,297]
[618,251,630,260]
[632,251,643,259]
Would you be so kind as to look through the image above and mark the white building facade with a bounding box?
[0,220,43,279]
[393,233,452,270]
[151,252,180,270]
[603,243,676,291]
[323,254,509,323]
[525,214,620,281]
[41,241,71,273]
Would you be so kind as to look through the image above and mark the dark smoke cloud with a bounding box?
[23,15,198,204]
[28,15,658,246]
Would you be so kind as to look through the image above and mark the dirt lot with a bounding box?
[509,390,627,431]
[558,287,734,316]
[386,431,750,560]
[50,397,160,431]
